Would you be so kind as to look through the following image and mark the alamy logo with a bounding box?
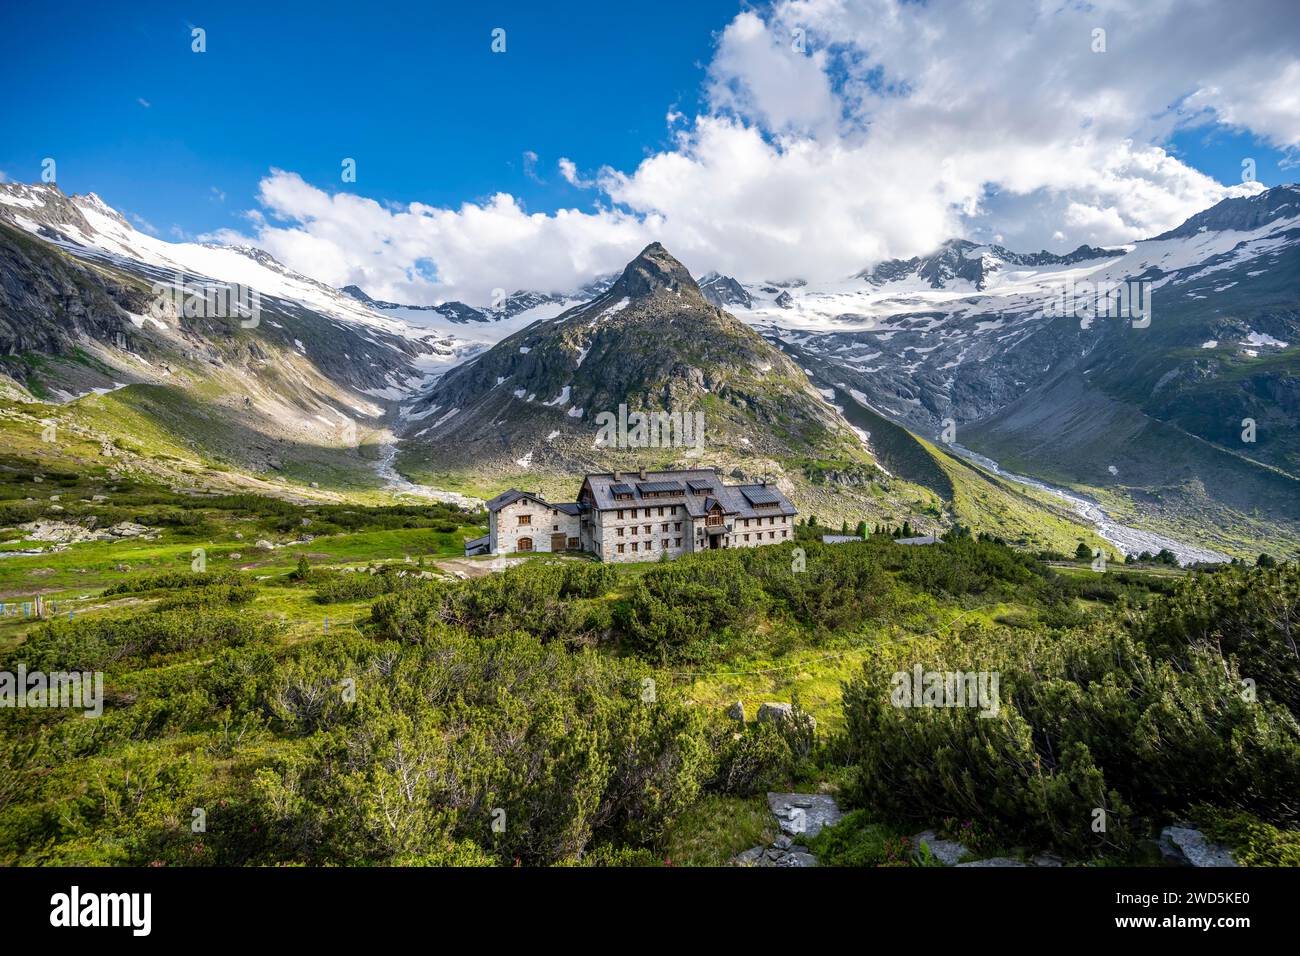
[890,665,1000,718]
[1,666,103,717]
[150,271,260,328]
[50,886,151,936]
[593,404,705,450]
[1043,278,1152,329]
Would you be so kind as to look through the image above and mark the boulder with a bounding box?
[912,830,970,866]
[726,701,746,723]
[1158,827,1237,867]
[767,792,843,838]
[757,702,792,724]
[757,701,816,731]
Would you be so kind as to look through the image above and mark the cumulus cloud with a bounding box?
[219,0,1300,300]
[229,170,652,304]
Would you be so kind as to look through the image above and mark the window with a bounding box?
[674,522,681,531]
[661,523,669,532]
[517,537,533,552]
[674,537,681,547]
[662,539,670,551]
[553,524,559,531]
[657,507,664,517]
[617,509,623,520]
[644,525,651,534]
[782,530,788,538]
[518,514,531,526]
[647,539,654,550]
[769,531,775,539]
[631,542,638,552]
[744,534,750,542]
[617,527,624,537]
[707,513,723,527]
[617,543,625,554]
[568,537,579,549]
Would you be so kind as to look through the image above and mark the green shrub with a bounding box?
[1193,805,1300,867]
[248,628,715,865]
[103,569,242,596]
[839,619,1300,857]
[807,810,914,867]
[12,608,279,672]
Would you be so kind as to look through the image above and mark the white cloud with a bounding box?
[216,0,1299,299]
[130,213,159,235]
[522,150,543,184]
[227,169,651,304]
[558,158,595,188]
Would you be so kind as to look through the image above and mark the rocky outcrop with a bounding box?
[18,519,156,544]
[732,835,818,867]
[732,792,844,867]
[1157,827,1237,867]
[767,792,843,839]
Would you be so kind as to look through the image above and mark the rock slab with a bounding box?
[767,792,843,839]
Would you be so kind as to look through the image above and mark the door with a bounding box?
[517,537,533,552]
[551,533,567,551]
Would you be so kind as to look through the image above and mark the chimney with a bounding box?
[639,466,647,480]
[612,470,620,482]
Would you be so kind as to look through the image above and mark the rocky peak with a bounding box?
[1153,183,1300,240]
[607,242,702,301]
[340,284,376,304]
[698,271,754,309]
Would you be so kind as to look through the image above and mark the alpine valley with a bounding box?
[2,180,1298,561]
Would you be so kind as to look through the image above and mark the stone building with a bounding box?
[468,467,798,562]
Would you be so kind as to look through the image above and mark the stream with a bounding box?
[374,442,484,510]
[946,444,1230,565]
[828,387,1228,566]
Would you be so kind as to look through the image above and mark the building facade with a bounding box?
[469,467,798,563]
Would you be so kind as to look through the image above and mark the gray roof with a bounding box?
[896,535,940,545]
[485,489,548,512]
[580,468,797,519]
[486,488,584,516]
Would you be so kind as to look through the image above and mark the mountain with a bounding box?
[731,184,1300,558]
[698,271,754,309]
[387,242,1113,550]
[397,243,888,512]
[857,238,1125,291]
[5,176,1291,558]
[0,182,465,489]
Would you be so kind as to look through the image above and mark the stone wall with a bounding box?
[493,499,580,554]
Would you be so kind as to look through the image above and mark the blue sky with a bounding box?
[3,0,1298,301]
[0,0,741,238]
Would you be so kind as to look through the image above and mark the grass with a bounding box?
[658,794,777,866]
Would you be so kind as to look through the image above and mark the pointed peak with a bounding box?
[609,242,701,299]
